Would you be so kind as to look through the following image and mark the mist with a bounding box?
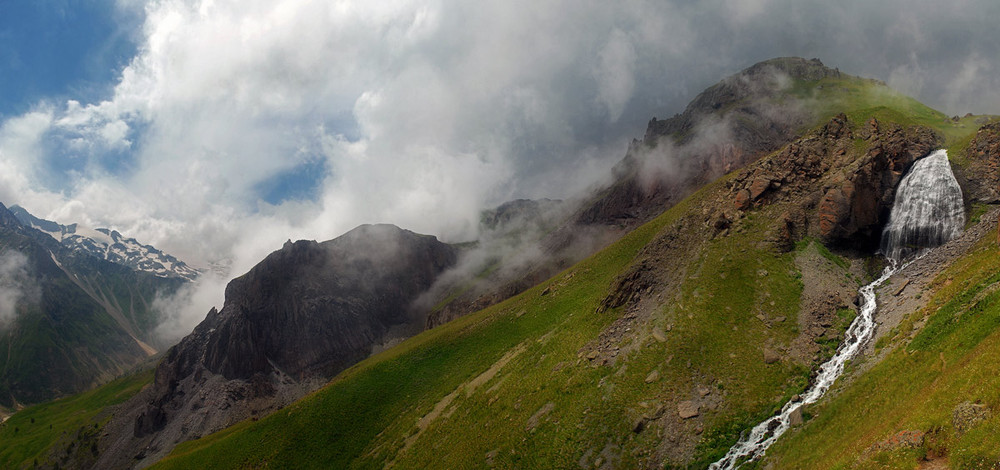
[0,250,35,328]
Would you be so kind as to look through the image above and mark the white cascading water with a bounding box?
[710,149,965,469]
[880,149,966,262]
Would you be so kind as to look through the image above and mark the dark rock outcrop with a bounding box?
[957,121,1000,204]
[729,114,939,250]
[97,224,458,468]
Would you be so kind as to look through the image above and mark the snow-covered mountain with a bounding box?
[8,205,200,281]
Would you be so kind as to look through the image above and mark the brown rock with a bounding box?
[645,370,660,383]
[789,406,803,426]
[678,401,700,419]
[734,189,752,211]
[749,177,772,200]
[763,349,781,364]
[651,328,667,343]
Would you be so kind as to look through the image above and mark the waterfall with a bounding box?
[880,149,965,262]
[711,149,965,469]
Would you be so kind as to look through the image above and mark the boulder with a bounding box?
[678,401,700,419]
[763,349,781,364]
[788,406,803,426]
[953,401,991,435]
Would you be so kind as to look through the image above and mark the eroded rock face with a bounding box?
[97,224,458,468]
[729,114,940,249]
[951,121,1000,246]
[959,122,1000,203]
[818,119,938,246]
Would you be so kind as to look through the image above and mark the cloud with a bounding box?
[594,29,638,122]
[3,0,1000,340]
[0,250,35,328]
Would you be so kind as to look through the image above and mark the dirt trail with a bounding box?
[385,342,527,469]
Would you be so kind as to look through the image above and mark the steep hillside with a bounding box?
[755,124,1000,469]
[426,58,863,329]
[763,210,1000,469]
[0,203,181,411]
[147,109,962,469]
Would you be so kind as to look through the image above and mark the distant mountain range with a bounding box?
[8,206,200,281]
[0,203,191,410]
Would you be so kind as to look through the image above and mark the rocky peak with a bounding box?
[0,202,22,229]
[577,58,839,228]
[203,224,458,380]
[643,57,839,145]
[7,205,200,281]
[105,224,459,468]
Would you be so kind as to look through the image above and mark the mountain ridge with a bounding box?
[0,202,183,410]
[8,205,200,282]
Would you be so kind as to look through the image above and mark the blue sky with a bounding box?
[0,1,139,116]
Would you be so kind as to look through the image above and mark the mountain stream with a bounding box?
[710,149,965,468]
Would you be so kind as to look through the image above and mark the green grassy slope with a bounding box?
[143,73,998,470]
[151,177,826,469]
[764,225,1000,469]
[0,370,152,469]
[787,76,986,147]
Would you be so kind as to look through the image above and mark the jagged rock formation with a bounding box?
[729,114,939,250]
[96,224,458,469]
[9,205,200,281]
[479,198,564,234]
[948,120,1000,245]
[0,203,182,408]
[955,121,1000,204]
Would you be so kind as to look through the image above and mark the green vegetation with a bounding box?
[6,67,989,469]
[766,226,1000,469]
[152,170,816,469]
[966,203,991,229]
[787,76,992,148]
[0,369,152,469]
[149,73,985,469]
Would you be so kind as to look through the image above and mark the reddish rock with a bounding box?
[749,177,772,200]
[734,189,752,210]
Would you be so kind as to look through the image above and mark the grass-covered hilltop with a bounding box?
[4,57,1000,469]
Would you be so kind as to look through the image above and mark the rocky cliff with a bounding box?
[729,113,939,250]
[425,58,846,329]
[96,224,458,469]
